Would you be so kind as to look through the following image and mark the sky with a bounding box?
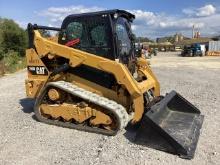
[1,0,220,39]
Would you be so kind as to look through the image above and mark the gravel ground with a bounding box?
[0,52,220,165]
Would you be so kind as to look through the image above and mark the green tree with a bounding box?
[0,18,4,59]
[0,18,27,59]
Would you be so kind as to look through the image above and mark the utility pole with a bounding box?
[192,25,195,39]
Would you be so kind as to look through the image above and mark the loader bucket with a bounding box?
[135,90,204,159]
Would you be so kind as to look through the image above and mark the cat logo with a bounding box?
[28,66,48,75]
[36,67,45,74]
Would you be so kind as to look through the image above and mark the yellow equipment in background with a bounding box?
[207,51,220,56]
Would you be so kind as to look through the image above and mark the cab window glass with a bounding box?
[116,18,131,57]
[91,25,107,47]
[66,22,82,40]
[64,17,112,59]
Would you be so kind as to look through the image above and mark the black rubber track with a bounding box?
[34,83,123,136]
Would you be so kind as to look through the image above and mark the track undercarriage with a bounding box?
[34,81,129,135]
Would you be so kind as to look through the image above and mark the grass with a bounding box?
[0,51,26,76]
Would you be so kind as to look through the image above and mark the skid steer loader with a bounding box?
[25,9,204,159]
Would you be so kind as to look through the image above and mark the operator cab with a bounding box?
[59,9,135,61]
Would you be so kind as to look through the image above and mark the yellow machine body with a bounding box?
[25,30,160,123]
